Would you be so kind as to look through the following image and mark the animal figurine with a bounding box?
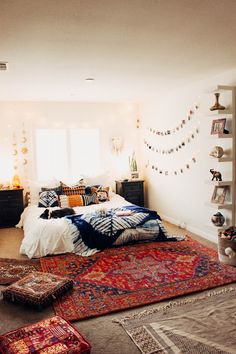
[39,208,75,219]
[210,169,222,181]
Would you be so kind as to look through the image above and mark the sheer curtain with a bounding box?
[35,128,101,181]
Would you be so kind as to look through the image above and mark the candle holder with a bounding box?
[210,92,225,111]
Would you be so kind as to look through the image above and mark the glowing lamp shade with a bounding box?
[12,174,21,188]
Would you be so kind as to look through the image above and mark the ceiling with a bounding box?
[1,0,236,102]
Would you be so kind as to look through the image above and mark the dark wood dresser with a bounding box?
[115,180,144,207]
[0,188,24,228]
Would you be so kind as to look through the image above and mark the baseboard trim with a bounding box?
[160,213,217,244]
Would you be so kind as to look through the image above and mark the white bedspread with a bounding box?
[17,193,130,259]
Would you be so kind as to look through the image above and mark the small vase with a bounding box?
[211,212,225,227]
[210,93,225,111]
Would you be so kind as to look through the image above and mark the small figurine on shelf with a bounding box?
[210,92,225,111]
[209,146,224,158]
[210,169,222,181]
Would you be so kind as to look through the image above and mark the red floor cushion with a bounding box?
[2,271,73,310]
[0,315,91,354]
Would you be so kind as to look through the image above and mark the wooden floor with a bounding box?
[0,221,216,260]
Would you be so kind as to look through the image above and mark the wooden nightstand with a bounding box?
[0,188,24,228]
[115,180,144,207]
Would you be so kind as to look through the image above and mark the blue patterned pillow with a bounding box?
[83,193,98,206]
[38,191,59,208]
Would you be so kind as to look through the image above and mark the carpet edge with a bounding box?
[114,286,236,325]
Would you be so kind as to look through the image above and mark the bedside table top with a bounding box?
[116,179,144,183]
[0,188,24,191]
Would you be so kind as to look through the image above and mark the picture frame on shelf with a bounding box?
[210,118,226,135]
[211,186,228,204]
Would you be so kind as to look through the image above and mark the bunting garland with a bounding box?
[145,154,198,176]
[144,100,200,176]
[148,104,199,136]
[144,127,199,154]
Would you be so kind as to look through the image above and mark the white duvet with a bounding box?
[17,193,130,259]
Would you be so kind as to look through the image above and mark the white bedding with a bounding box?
[17,193,131,259]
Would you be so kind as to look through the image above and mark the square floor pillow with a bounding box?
[0,315,91,354]
[2,271,73,310]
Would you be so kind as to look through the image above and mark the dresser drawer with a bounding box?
[0,189,24,228]
[0,190,23,202]
[123,183,142,192]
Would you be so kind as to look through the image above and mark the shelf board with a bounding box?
[218,157,233,162]
[205,202,232,210]
[217,133,233,138]
[208,85,235,93]
[217,85,235,92]
[207,109,232,115]
[205,180,232,186]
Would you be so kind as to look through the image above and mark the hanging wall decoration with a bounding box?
[144,99,200,177]
[144,127,199,154]
[12,133,19,172]
[147,104,199,136]
[21,122,29,192]
[145,153,198,176]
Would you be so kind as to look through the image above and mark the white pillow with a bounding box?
[28,178,61,205]
[84,172,112,187]
[59,195,69,208]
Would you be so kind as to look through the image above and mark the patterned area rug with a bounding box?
[40,237,236,322]
[0,258,41,285]
[116,287,236,353]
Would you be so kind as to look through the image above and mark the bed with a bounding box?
[17,184,182,259]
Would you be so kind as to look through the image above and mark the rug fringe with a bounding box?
[113,286,236,325]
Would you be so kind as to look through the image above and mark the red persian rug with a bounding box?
[0,258,41,285]
[40,237,236,321]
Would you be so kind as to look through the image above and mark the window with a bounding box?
[35,128,101,181]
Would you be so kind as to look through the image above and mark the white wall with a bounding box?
[140,68,236,243]
[0,101,139,191]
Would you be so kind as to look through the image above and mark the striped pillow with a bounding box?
[83,193,98,206]
[62,186,85,195]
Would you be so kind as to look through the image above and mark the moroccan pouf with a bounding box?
[0,316,91,354]
[2,271,73,310]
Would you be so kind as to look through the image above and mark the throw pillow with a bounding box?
[97,186,110,202]
[68,194,84,207]
[68,193,98,207]
[41,185,62,195]
[82,193,99,206]
[62,185,86,195]
[38,191,59,208]
[59,194,69,208]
